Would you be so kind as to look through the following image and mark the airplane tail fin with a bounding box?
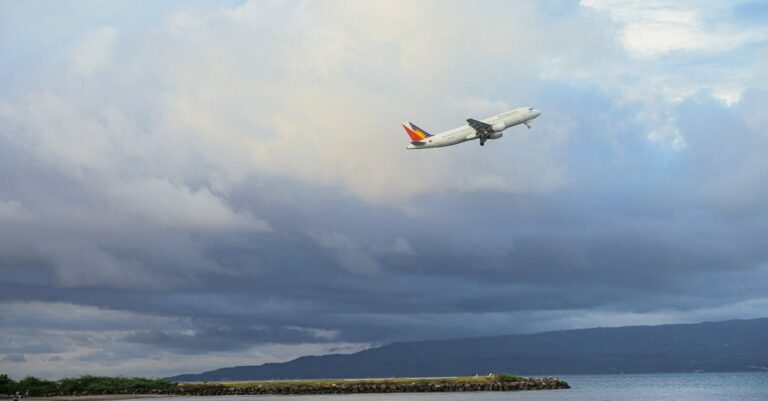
[402,122,432,142]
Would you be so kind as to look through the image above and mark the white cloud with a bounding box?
[69,26,117,75]
[0,87,271,291]
[549,1,768,148]
[4,0,766,207]
[284,326,340,341]
[581,0,768,56]
[0,301,176,327]
[141,0,573,205]
[107,178,270,233]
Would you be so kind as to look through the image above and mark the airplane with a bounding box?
[403,106,541,149]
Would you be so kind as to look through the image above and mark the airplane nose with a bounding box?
[535,109,541,117]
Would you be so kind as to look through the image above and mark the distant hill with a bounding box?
[168,318,768,381]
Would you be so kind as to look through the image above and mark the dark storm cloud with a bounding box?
[5,92,768,335]
[124,325,338,353]
[6,91,768,350]
[1,354,26,363]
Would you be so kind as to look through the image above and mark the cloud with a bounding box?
[0,200,33,222]
[1,0,768,380]
[39,241,157,289]
[308,230,383,275]
[0,302,182,332]
[124,325,340,353]
[2,354,26,363]
[107,178,270,233]
[69,27,118,75]
[376,237,415,256]
[143,0,577,204]
[581,0,768,56]
[567,1,768,146]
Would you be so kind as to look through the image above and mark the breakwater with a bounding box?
[173,376,569,395]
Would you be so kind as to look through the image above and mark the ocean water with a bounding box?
[138,372,768,401]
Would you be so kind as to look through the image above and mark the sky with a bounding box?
[1,0,768,379]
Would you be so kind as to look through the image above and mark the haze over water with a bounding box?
[143,373,768,401]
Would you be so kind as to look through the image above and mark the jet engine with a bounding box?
[491,122,506,132]
[490,131,503,139]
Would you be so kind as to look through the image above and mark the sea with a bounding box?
[134,372,768,401]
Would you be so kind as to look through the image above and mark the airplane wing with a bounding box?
[466,118,491,131]
[467,118,493,146]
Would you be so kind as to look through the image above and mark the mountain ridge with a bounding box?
[168,317,768,381]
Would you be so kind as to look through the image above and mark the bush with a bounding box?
[18,376,58,396]
[58,375,176,394]
[0,374,176,396]
[0,374,14,395]
[494,373,523,383]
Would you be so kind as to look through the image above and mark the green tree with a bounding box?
[0,374,16,395]
[18,376,58,396]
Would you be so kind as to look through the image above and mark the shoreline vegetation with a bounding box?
[0,376,175,398]
[1,374,569,398]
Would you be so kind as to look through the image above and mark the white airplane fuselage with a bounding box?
[406,107,541,149]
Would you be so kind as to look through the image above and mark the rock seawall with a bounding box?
[174,377,569,395]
